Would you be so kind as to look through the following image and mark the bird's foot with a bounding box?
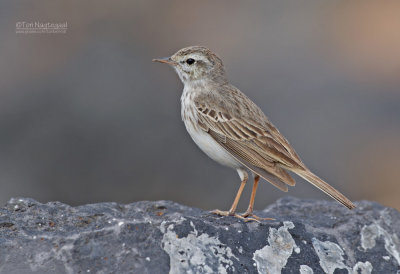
[241,211,274,221]
[211,209,262,222]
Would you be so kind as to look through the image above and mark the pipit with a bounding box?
[153,46,355,221]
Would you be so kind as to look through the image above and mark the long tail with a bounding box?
[293,169,356,209]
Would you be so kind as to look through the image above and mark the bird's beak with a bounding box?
[152,57,178,66]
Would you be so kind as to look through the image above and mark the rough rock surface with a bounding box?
[0,196,399,274]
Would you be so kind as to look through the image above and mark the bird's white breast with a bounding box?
[180,86,242,169]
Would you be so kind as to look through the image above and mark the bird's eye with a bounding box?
[186,58,195,65]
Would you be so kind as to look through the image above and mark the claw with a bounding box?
[211,209,272,222]
[211,209,242,218]
[241,211,274,221]
[211,209,233,216]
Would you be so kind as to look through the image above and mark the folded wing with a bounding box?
[194,90,355,209]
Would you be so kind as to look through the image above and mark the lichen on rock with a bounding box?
[0,196,399,273]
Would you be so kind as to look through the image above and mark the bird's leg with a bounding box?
[212,169,249,220]
[211,177,247,217]
[242,175,274,221]
[228,177,247,215]
[242,175,259,217]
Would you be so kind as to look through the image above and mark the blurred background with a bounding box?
[1,0,399,211]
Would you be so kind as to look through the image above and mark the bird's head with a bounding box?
[153,46,227,84]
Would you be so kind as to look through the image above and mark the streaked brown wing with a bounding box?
[194,97,305,190]
[194,100,305,170]
[193,92,356,209]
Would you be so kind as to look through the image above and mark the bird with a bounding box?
[153,46,355,221]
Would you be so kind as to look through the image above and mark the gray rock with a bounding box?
[0,197,399,274]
